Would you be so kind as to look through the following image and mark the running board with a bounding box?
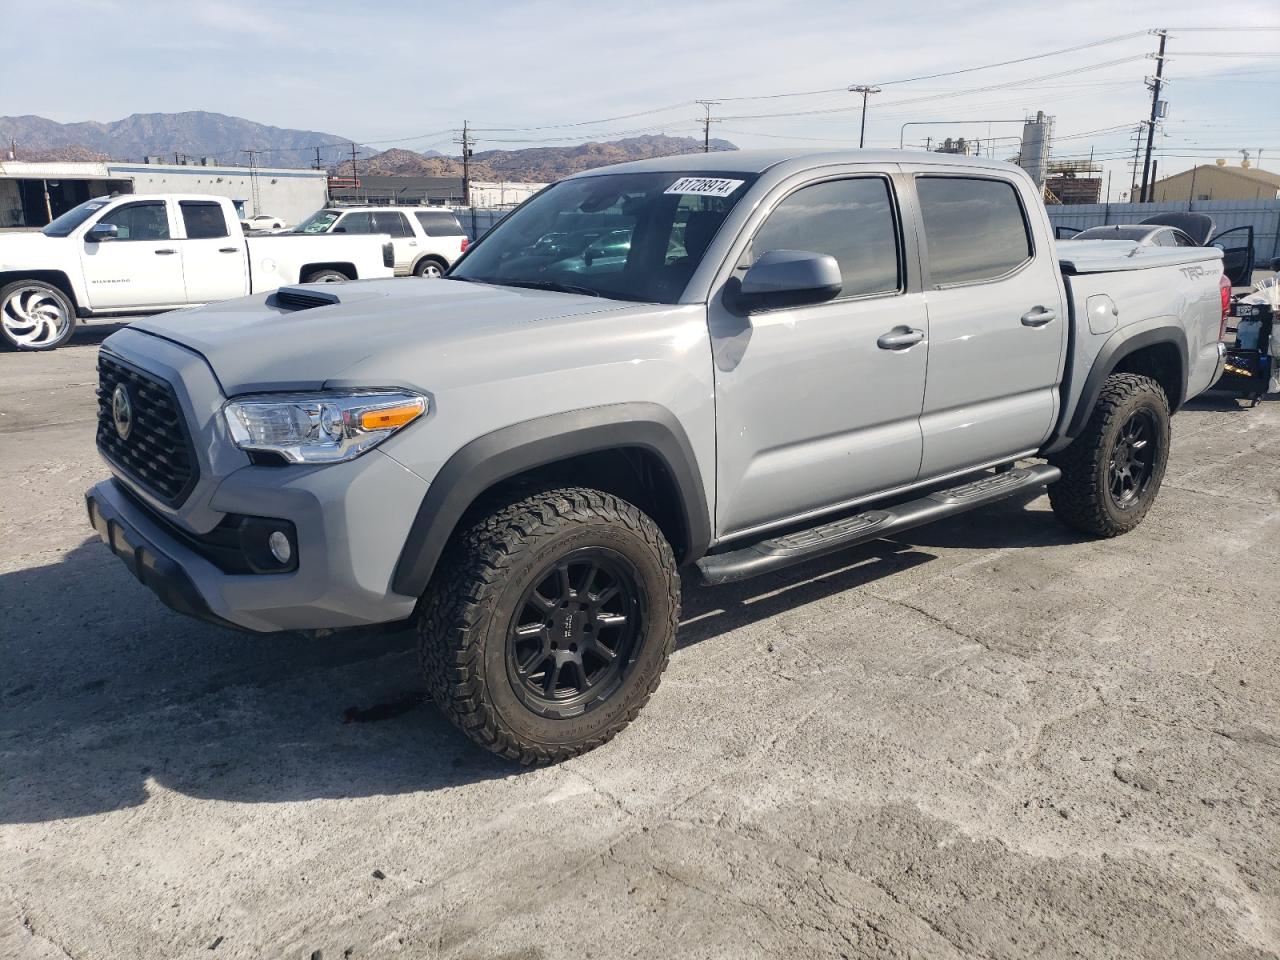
[696,464,1061,585]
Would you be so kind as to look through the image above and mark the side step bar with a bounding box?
[696,464,1061,585]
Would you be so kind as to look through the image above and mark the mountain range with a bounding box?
[331,135,738,182]
[0,111,358,165]
[1,112,736,182]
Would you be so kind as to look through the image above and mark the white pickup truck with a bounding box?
[0,194,395,351]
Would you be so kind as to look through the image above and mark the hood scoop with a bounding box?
[270,286,341,312]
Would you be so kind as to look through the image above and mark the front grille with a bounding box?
[96,352,198,507]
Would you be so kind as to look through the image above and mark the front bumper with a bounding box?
[86,448,429,633]
[86,484,240,631]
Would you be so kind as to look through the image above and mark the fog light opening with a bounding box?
[268,530,293,565]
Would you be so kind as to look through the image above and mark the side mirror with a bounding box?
[333,226,347,234]
[85,222,118,243]
[1270,257,1280,273]
[734,249,842,313]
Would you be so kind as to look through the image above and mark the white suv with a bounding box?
[294,206,468,277]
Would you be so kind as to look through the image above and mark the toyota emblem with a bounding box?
[111,383,133,440]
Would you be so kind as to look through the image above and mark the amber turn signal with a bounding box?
[359,399,426,432]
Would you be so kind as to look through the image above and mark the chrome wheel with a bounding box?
[417,261,444,278]
[1,284,72,348]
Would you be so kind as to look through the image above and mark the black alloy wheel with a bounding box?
[1107,409,1158,508]
[506,547,645,719]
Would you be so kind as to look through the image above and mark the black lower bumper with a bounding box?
[85,487,238,631]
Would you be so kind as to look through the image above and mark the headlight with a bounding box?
[224,390,427,464]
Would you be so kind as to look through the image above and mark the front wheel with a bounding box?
[0,280,76,351]
[1048,372,1171,537]
[417,487,680,764]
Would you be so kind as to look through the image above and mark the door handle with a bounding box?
[218,247,238,253]
[877,327,925,350]
[1021,306,1056,327]
[154,248,176,255]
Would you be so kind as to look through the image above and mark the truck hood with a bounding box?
[0,231,58,266]
[127,278,634,394]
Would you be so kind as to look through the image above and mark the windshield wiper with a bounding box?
[488,279,603,297]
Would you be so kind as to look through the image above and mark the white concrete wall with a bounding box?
[105,163,329,226]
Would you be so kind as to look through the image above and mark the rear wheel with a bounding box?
[0,280,76,351]
[417,487,680,764]
[1048,373,1170,537]
[302,269,349,283]
[414,257,447,278]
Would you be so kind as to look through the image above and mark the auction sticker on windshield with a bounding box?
[664,177,745,198]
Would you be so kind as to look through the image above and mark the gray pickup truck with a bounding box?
[86,150,1228,762]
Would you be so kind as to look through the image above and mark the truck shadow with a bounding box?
[0,496,1070,824]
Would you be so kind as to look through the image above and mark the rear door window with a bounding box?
[374,211,413,237]
[179,201,229,239]
[916,177,1032,286]
[414,210,466,237]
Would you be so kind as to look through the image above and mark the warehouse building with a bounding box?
[0,158,328,228]
[1152,162,1280,203]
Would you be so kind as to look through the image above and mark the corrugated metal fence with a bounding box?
[1046,199,1280,261]
[452,207,511,241]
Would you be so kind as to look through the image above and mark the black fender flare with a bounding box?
[1051,319,1189,450]
[391,402,711,598]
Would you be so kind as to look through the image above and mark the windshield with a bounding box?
[450,171,757,303]
[41,197,113,237]
[294,209,342,234]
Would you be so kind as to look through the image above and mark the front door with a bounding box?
[1210,225,1256,287]
[177,200,247,303]
[711,173,929,539]
[79,200,186,310]
[907,172,1067,478]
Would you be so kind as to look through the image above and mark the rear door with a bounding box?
[908,171,1067,477]
[414,209,468,263]
[79,199,186,309]
[711,170,930,538]
[373,210,415,274]
[177,200,247,303]
[1210,225,1256,287]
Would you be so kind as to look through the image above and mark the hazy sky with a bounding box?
[3,0,1278,198]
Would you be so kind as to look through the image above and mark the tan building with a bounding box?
[1152,163,1280,203]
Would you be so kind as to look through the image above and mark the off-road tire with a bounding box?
[1048,372,1170,537]
[418,487,680,764]
[302,268,350,283]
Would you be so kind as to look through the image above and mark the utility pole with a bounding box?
[457,121,474,207]
[695,100,720,153]
[314,146,322,171]
[1138,29,1168,203]
[848,85,881,148]
[1129,123,1146,200]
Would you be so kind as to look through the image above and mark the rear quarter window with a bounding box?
[414,210,466,237]
[917,176,1033,286]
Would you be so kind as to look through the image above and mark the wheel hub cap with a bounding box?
[2,285,69,347]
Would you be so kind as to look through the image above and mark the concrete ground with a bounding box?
[2,332,1278,960]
